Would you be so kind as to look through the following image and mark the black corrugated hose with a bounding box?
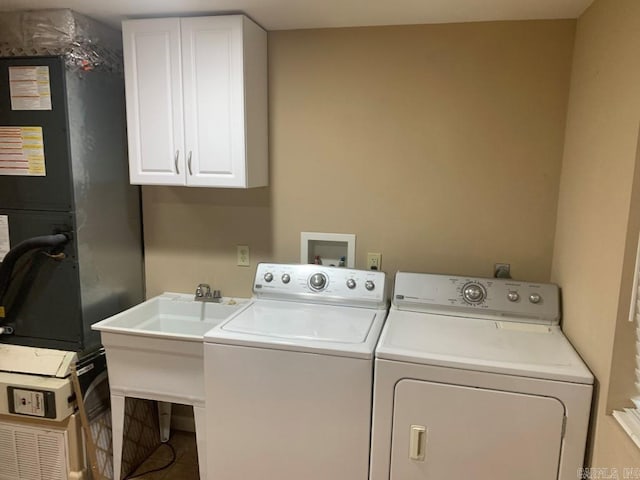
[0,233,70,307]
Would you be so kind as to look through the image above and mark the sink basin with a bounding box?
[93,292,249,340]
[91,291,251,407]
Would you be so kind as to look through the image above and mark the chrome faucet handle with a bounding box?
[212,289,222,303]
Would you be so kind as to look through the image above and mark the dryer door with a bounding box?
[390,379,564,480]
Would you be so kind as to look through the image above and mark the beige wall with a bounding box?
[143,20,575,298]
[551,0,640,468]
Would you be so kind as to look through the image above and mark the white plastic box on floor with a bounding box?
[0,345,85,480]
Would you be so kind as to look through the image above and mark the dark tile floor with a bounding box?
[129,431,199,480]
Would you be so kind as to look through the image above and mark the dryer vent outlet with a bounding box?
[494,263,511,279]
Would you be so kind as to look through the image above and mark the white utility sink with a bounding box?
[92,292,251,480]
[94,292,248,339]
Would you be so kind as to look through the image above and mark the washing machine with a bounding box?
[370,272,593,480]
[204,263,388,480]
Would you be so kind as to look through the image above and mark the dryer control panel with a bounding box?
[254,263,387,308]
[393,272,559,324]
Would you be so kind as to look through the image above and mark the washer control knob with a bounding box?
[463,283,485,304]
[281,274,291,284]
[264,272,274,283]
[507,291,520,302]
[346,279,356,289]
[529,293,542,304]
[365,280,375,291]
[309,273,327,291]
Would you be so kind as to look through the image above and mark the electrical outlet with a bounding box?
[237,245,250,267]
[367,252,382,271]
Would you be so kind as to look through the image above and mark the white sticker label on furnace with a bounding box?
[0,215,9,260]
[0,126,46,176]
[9,66,52,111]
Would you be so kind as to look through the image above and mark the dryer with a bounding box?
[204,263,388,480]
[370,272,593,480]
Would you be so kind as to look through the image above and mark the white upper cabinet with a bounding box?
[123,16,268,188]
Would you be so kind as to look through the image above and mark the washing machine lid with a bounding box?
[205,299,387,359]
[376,310,593,384]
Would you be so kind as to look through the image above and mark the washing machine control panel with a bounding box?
[253,263,387,308]
[393,272,559,324]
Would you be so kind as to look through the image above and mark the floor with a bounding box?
[129,431,199,480]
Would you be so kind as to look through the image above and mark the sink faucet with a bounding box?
[195,283,222,303]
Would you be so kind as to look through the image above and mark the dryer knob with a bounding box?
[365,280,375,291]
[529,293,542,304]
[346,279,356,289]
[264,272,274,283]
[281,274,291,284]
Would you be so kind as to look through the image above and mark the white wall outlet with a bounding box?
[367,252,382,271]
[237,245,250,267]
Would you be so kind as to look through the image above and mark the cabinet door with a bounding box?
[123,18,185,185]
[181,16,247,187]
[390,379,564,480]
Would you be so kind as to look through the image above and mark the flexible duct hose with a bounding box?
[0,233,69,304]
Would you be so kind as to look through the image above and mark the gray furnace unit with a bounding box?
[0,10,144,353]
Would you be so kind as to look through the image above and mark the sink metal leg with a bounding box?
[111,394,125,480]
[158,401,172,443]
[194,405,207,480]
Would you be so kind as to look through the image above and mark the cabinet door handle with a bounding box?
[409,425,427,461]
[174,150,180,174]
[187,151,193,175]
